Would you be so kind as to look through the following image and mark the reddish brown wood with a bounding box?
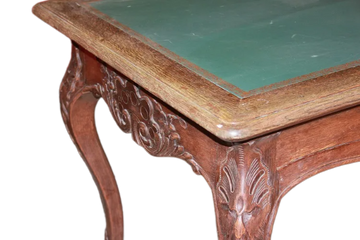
[60,46,124,240]
[32,1,360,238]
[59,43,360,240]
[275,106,360,197]
[213,135,280,240]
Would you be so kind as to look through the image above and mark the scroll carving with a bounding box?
[59,46,200,175]
[216,140,279,240]
[60,46,85,128]
[94,65,202,174]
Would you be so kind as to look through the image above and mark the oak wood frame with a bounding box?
[29,1,360,240]
[33,0,360,142]
[61,43,360,240]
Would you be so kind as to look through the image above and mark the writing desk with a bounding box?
[33,0,360,239]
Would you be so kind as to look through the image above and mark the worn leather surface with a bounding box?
[91,0,360,94]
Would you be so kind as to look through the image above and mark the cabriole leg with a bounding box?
[212,135,280,240]
[60,45,123,240]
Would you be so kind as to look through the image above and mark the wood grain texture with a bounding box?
[31,0,360,240]
[33,0,360,142]
[96,64,202,174]
[60,45,124,240]
[214,136,279,240]
[275,105,360,195]
[93,58,360,239]
[90,0,360,93]
[58,43,360,240]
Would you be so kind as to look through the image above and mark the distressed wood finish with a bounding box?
[58,44,360,240]
[214,136,279,240]
[33,0,360,141]
[60,46,124,240]
[33,0,360,239]
[96,65,202,174]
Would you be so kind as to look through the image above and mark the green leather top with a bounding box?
[91,0,360,97]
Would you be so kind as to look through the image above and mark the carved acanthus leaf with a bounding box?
[58,47,201,174]
[216,142,278,240]
[95,65,201,175]
[60,46,85,133]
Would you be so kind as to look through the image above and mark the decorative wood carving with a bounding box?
[94,65,202,174]
[60,46,125,240]
[54,44,360,240]
[60,46,86,136]
[215,139,279,240]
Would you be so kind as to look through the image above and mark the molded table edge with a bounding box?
[33,0,360,142]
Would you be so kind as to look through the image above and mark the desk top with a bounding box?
[33,0,360,141]
[91,0,360,96]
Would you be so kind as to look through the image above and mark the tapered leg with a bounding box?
[60,46,123,240]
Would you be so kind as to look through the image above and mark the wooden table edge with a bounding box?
[33,0,360,142]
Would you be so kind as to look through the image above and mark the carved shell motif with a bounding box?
[95,65,201,175]
[216,144,278,240]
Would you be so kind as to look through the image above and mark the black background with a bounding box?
[26,2,360,240]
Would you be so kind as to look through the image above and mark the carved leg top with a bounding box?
[214,136,280,240]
